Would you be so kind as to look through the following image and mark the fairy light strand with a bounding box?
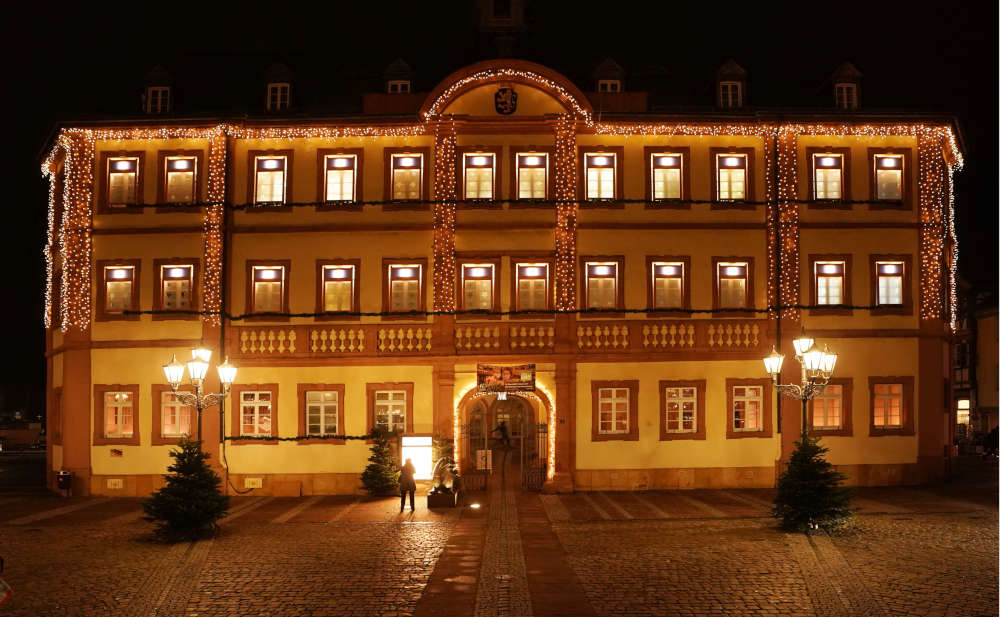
[432,119,458,312]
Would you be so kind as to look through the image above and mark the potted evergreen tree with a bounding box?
[361,427,400,495]
[142,439,229,541]
[772,435,855,532]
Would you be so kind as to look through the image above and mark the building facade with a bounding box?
[42,59,964,496]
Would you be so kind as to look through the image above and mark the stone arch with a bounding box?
[454,385,554,476]
[419,59,593,122]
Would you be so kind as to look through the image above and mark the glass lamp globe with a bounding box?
[192,347,212,363]
[802,344,825,372]
[763,347,785,377]
[792,336,814,357]
[162,355,185,387]
[217,357,237,388]
[187,357,210,382]
[820,346,838,374]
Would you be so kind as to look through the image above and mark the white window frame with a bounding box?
[664,386,697,433]
[732,385,763,432]
[107,156,140,207]
[160,264,194,311]
[104,265,135,313]
[651,153,683,201]
[463,153,495,200]
[814,261,845,306]
[812,153,844,200]
[266,82,290,111]
[323,154,357,203]
[515,262,549,312]
[252,265,286,314]
[161,391,192,438]
[515,152,548,200]
[874,154,904,201]
[240,390,273,436]
[305,390,339,436]
[388,264,422,312]
[875,261,904,306]
[584,153,617,200]
[716,154,747,201]
[374,390,407,433]
[717,261,749,310]
[145,86,171,114]
[461,263,495,311]
[597,387,630,435]
[813,385,843,430]
[873,384,903,428]
[164,156,197,204]
[719,81,743,108]
[585,261,618,310]
[390,154,424,201]
[651,261,684,309]
[835,83,857,110]
[253,155,287,204]
[104,391,135,438]
[322,264,356,313]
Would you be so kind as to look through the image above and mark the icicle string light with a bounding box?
[423,68,592,122]
[39,119,963,330]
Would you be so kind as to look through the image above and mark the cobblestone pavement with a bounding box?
[0,479,995,616]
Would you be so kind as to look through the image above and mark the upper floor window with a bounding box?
[835,83,858,110]
[651,153,683,200]
[584,153,616,200]
[390,153,424,201]
[160,264,193,311]
[715,154,747,201]
[719,81,743,108]
[388,263,423,312]
[583,260,620,310]
[875,261,904,306]
[145,86,170,114]
[387,80,411,94]
[650,261,685,310]
[812,153,844,200]
[251,265,286,314]
[108,156,140,207]
[254,155,288,203]
[514,262,550,312]
[323,154,357,202]
[266,82,290,111]
[715,260,750,310]
[104,265,136,314]
[815,261,845,306]
[516,153,548,199]
[461,263,495,312]
[873,154,904,201]
[956,398,971,425]
[321,263,357,313]
[597,79,621,93]
[463,153,495,200]
[164,156,197,204]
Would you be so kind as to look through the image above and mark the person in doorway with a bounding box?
[491,420,511,450]
[399,458,417,512]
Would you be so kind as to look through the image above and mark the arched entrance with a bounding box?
[456,390,551,490]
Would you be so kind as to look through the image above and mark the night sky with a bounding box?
[4,3,995,416]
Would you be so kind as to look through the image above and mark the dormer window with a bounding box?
[387,80,411,94]
[145,86,170,114]
[719,81,743,108]
[597,79,621,93]
[266,82,290,111]
[835,83,858,110]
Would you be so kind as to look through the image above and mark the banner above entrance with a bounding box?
[477,364,535,393]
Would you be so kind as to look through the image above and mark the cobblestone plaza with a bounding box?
[0,460,996,617]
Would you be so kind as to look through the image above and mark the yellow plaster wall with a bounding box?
[576,361,780,470]
[442,84,568,116]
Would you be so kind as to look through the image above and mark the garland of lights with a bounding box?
[432,120,458,312]
[42,145,64,330]
[40,120,963,331]
[423,68,591,122]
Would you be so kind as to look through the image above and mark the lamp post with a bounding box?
[763,335,838,438]
[162,347,237,444]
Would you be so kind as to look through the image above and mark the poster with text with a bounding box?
[477,364,536,393]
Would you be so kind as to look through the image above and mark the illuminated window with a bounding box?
[104,391,134,438]
[651,261,684,309]
[651,153,682,200]
[145,86,170,114]
[160,265,193,311]
[462,264,494,311]
[391,154,423,200]
[321,264,355,313]
[387,80,411,94]
[240,391,272,436]
[813,385,843,429]
[163,156,196,203]
[664,387,697,433]
[254,156,287,203]
[515,263,549,311]
[812,154,843,200]
[716,261,748,309]
[719,81,742,108]
[323,155,357,202]
[516,153,548,199]
[874,154,903,201]
[305,390,339,436]
[584,153,616,200]
[835,83,857,110]
[252,266,285,313]
[957,399,970,425]
[732,385,762,432]
[585,262,618,310]
[598,387,630,434]
[875,261,904,306]
[104,265,135,314]
[266,82,290,111]
[815,261,845,306]
[161,392,192,438]
[374,390,406,433]
[873,384,903,428]
[597,79,621,93]
[463,153,495,199]
[716,154,747,200]
[389,264,422,312]
[108,157,140,207]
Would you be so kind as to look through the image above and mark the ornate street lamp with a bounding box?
[162,348,237,443]
[763,335,838,437]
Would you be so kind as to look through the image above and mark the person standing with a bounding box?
[491,420,511,450]
[399,458,416,512]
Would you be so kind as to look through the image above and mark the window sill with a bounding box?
[868,428,914,437]
[806,200,853,210]
[645,200,691,210]
[93,436,141,446]
[726,429,772,439]
[230,438,279,446]
[296,438,346,445]
[241,315,291,323]
[809,427,852,437]
[659,431,705,441]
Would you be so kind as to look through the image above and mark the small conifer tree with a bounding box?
[142,439,229,541]
[773,434,855,532]
[361,427,399,495]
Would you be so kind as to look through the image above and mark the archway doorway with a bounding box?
[457,392,549,490]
